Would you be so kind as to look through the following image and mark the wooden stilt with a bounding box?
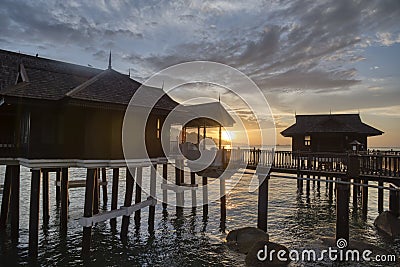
[378,181,384,214]
[352,178,358,211]
[101,168,108,205]
[28,169,41,258]
[0,165,13,230]
[335,177,350,243]
[162,163,168,209]
[60,168,69,234]
[42,169,50,225]
[56,170,61,204]
[317,175,320,191]
[134,167,142,223]
[220,177,226,223]
[82,169,96,255]
[257,173,269,232]
[191,172,197,207]
[362,179,368,219]
[202,176,208,217]
[93,169,99,215]
[110,168,119,226]
[121,168,135,239]
[328,176,333,201]
[389,183,400,217]
[148,164,156,227]
[175,160,184,207]
[306,174,311,197]
[10,165,20,241]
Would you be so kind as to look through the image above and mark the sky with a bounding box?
[1,0,399,147]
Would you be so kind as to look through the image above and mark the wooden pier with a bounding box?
[0,149,398,258]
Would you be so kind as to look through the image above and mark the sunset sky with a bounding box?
[1,0,399,147]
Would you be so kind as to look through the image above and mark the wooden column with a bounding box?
[317,175,320,192]
[101,168,108,205]
[328,176,334,202]
[257,173,270,232]
[93,169,99,215]
[202,176,208,217]
[0,165,13,230]
[110,168,119,226]
[149,164,157,227]
[378,181,384,214]
[389,182,400,217]
[306,174,311,198]
[60,168,69,234]
[121,168,135,238]
[28,169,41,258]
[42,169,50,225]
[361,179,368,219]
[352,178,358,211]
[191,172,197,207]
[162,163,168,209]
[82,169,96,255]
[55,170,61,204]
[10,165,20,241]
[220,177,226,223]
[175,160,184,207]
[134,167,142,223]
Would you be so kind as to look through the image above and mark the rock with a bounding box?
[245,240,290,267]
[374,211,400,238]
[227,227,269,254]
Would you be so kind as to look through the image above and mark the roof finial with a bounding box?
[218,93,221,102]
[330,108,332,115]
[161,80,164,90]
[128,68,130,77]
[108,50,112,70]
[294,110,296,116]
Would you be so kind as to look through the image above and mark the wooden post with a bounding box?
[306,174,311,198]
[352,178,358,211]
[328,176,333,202]
[0,165,13,230]
[202,176,208,217]
[361,179,368,219]
[257,173,270,232]
[28,169,41,258]
[191,172,197,207]
[121,168,135,238]
[389,182,400,217]
[42,169,50,225]
[82,169,96,255]
[149,164,157,227]
[10,165,20,241]
[378,181,384,214]
[175,160,184,207]
[218,125,222,149]
[317,175,320,192]
[93,169,99,215]
[56,170,61,204]
[101,168,108,205]
[60,168,69,234]
[134,167,142,223]
[220,177,226,223]
[162,163,168,209]
[336,155,358,244]
[110,168,119,226]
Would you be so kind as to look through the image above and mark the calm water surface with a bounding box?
[0,164,399,266]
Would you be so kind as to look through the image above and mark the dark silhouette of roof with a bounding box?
[0,49,178,110]
[281,114,383,137]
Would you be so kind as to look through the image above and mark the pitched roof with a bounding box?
[281,114,383,137]
[0,49,178,110]
[176,102,235,127]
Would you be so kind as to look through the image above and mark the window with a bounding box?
[156,118,161,139]
[304,135,311,146]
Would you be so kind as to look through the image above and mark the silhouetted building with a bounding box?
[0,49,178,159]
[281,114,383,152]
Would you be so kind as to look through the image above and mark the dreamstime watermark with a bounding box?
[122,61,276,207]
[257,239,397,263]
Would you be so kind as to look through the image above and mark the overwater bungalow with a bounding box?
[281,114,383,153]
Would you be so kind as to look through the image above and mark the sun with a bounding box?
[221,130,233,142]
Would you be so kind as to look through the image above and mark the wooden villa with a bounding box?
[281,114,383,153]
[0,49,179,159]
